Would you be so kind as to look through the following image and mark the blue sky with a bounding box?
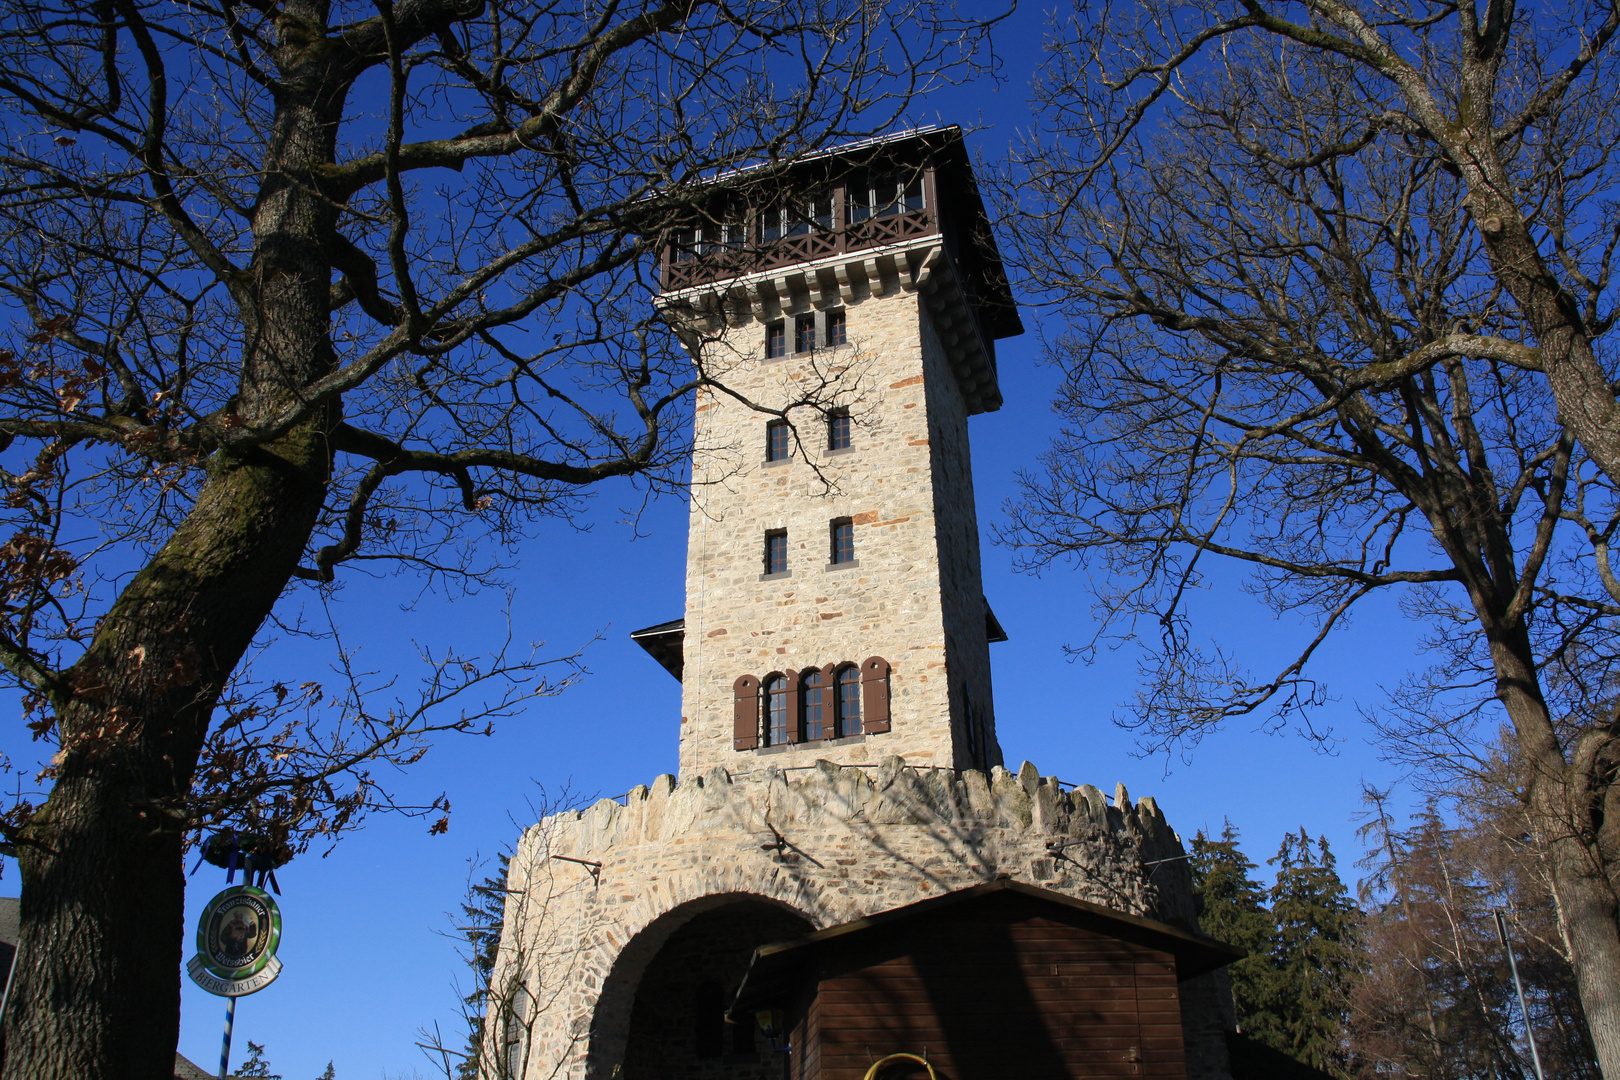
[5,7,1436,1078]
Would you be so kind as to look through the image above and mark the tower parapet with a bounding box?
[501,759,1222,1080]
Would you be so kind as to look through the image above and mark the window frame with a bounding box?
[802,668,827,742]
[763,674,789,746]
[764,529,788,576]
[827,408,852,452]
[830,517,855,565]
[766,419,791,463]
[765,321,786,360]
[794,313,816,354]
[826,309,847,347]
[836,665,862,738]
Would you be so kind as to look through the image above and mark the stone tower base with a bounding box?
[493,758,1234,1080]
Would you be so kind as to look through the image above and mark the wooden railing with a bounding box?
[660,207,938,292]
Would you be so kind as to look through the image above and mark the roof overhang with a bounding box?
[729,878,1244,1017]
[629,618,684,681]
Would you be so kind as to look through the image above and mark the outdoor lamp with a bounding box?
[754,1009,785,1039]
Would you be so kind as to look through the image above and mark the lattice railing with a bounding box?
[660,208,937,292]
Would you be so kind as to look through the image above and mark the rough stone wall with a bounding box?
[495,757,1230,1080]
[917,305,1000,771]
[678,285,999,776]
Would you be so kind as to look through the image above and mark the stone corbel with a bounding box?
[834,262,858,303]
[905,245,944,293]
[862,257,888,298]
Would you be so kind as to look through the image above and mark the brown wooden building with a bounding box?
[729,880,1242,1080]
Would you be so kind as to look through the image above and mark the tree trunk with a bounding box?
[1488,627,1620,1076]
[1,428,331,1080]
[0,12,349,1073]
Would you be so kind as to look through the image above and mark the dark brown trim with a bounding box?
[861,655,891,734]
[732,675,760,750]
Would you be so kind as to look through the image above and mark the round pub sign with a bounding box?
[185,885,283,997]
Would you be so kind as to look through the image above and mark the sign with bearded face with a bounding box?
[187,885,283,997]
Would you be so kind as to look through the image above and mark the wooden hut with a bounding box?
[729,879,1242,1080]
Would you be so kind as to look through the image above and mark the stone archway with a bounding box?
[585,893,815,1080]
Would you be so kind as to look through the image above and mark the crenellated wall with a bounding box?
[492,757,1232,1080]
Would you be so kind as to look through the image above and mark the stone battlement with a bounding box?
[496,757,1228,1080]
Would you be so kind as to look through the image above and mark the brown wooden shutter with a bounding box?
[733,675,760,750]
[861,656,891,734]
[784,671,803,743]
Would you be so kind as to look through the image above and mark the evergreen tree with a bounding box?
[236,1042,282,1080]
[1259,830,1361,1077]
[1190,824,1275,1026]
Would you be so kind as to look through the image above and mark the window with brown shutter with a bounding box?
[834,663,859,738]
[802,668,827,741]
[733,675,760,750]
[860,656,891,734]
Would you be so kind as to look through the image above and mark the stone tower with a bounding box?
[495,128,1235,1080]
[632,126,1021,777]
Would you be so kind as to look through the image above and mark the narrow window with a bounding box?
[795,314,816,354]
[765,321,786,359]
[671,228,697,263]
[765,530,787,575]
[831,518,855,565]
[836,666,862,738]
[826,309,847,346]
[902,174,924,212]
[764,674,789,746]
[760,204,785,244]
[828,409,851,451]
[803,669,826,741]
[766,420,790,462]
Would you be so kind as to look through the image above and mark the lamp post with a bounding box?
[1493,909,1546,1080]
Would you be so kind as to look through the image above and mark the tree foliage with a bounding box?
[1354,771,1599,1078]
[1192,825,1359,1076]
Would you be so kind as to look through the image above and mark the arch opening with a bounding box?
[591,895,813,1080]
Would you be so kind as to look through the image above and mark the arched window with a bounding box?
[836,665,862,738]
[764,674,789,746]
[803,669,826,741]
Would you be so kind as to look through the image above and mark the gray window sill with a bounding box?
[755,733,867,755]
[759,569,793,582]
[824,559,860,572]
[826,446,856,457]
[763,457,792,468]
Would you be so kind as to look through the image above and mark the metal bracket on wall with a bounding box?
[551,855,603,885]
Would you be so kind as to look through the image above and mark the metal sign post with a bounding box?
[1494,909,1546,1080]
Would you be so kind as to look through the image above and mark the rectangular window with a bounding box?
[831,518,855,565]
[795,314,816,354]
[828,409,851,452]
[765,321,786,359]
[766,420,790,462]
[804,673,825,742]
[765,530,788,575]
[847,173,925,223]
[826,309,847,346]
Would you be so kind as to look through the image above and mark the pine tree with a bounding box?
[236,1041,282,1080]
[1258,830,1361,1077]
[456,852,511,1080]
[1190,823,1275,1026]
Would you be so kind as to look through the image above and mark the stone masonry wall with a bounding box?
[494,758,1231,1080]
[678,284,999,776]
[918,305,1001,770]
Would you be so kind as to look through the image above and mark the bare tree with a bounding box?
[0,2,994,1077]
[993,2,1620,1071]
